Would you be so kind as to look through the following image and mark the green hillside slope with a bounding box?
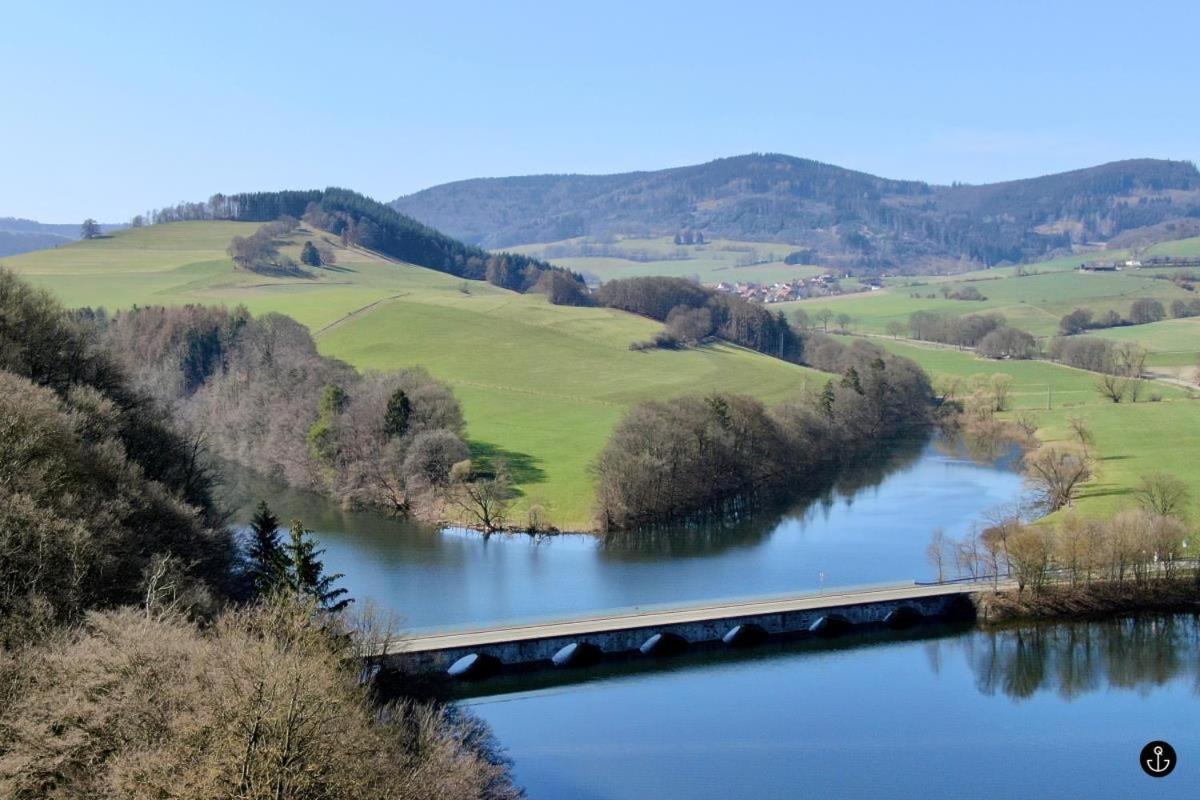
[4,221,825,528]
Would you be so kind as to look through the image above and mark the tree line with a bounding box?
[593,337,933,529]
[595,275,804,361]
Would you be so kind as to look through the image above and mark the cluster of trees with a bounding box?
[1170,297,1200,318]
[88,304,480,523]
[784,248,820,265]
[930,472,1192,595]
[0,271,234,648]
[0,270,520,798]
[596,276,803,361]
[1059,298,1169,335]
[594,338,933,529]
[227,216,309,275]
[906,311,1036,358]
[672,230,705,245]
[1046,337,1149,401]
[941,285,987,301]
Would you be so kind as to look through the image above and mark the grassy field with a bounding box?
[4,223,826,529]
[872,338,1200,522]
[777,237,1200,340]
[509,235,825,285]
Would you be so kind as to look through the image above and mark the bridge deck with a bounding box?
[388,580,1000,655]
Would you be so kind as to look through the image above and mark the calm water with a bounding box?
[223,437,1026,629]
[222,441,1195,799]
[466,615,1200,799]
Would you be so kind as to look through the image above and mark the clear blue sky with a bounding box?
[4,0,1197,221]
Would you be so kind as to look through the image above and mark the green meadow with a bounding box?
[510,235,824,285]
[4,222,825,529]
[874,338,1200,522]
[779,237,1200,339]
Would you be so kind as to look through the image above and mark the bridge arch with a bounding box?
[552,641,602,668]
[640,632,688,657]
[722,623,768,647]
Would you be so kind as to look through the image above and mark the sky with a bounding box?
[4,0,1198,221]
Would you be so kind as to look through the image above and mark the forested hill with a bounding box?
[153,188,585,297]
[390,154,1200,269]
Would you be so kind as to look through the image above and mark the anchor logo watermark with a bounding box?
[1140,741,1177,778]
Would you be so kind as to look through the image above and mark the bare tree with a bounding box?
[1133,471,1190,518]
[1065,415,1095,454]
[1094,371,1128,403]
[1007,525,1053,594]
[1023,445,1094,512]
[926,528,949,582]
[885,320,905,339]
[449,459,512,533]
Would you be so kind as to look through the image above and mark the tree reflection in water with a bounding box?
[953,614,1200,701]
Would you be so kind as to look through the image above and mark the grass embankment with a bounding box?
[5,222,826,529]
[873,338,1200,524]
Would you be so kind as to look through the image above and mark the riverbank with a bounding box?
[973,578,1200,625]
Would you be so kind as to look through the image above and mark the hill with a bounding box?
[391,154,1200,270]
[0,216,121,257]
[2,220,826,529]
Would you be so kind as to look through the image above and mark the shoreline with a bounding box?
[972,578,1200,626]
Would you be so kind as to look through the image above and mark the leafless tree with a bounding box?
[926,528,949,582]
[1023,445,1095,512]
[1133,471,1190,518]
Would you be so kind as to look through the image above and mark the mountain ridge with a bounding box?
[391,154,1200,270]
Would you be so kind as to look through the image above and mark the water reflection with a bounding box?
[957,614,1200,701]
[217,435,1028,628]
[598,436,930,559]
[466,614,1200,800]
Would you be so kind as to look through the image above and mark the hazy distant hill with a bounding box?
[391,154,1200,269]
[0,217,122,258]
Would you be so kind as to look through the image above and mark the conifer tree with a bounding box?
[384,389,412,439]
[283,519,352,612]
[246,501,286,593]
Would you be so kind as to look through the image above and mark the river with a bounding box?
[223,436,1025,629]
[222,436,1195,797]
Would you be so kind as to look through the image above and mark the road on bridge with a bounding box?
[385,579,1008,656]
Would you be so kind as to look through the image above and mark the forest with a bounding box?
[75,302,499,525]
[0,270,519,797]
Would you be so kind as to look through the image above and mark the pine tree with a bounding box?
[384,389,412,439]
[246,500,286,593]
[300,240,322,266]
[283,519,352,612]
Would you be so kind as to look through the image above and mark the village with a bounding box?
[708,272,872,303]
